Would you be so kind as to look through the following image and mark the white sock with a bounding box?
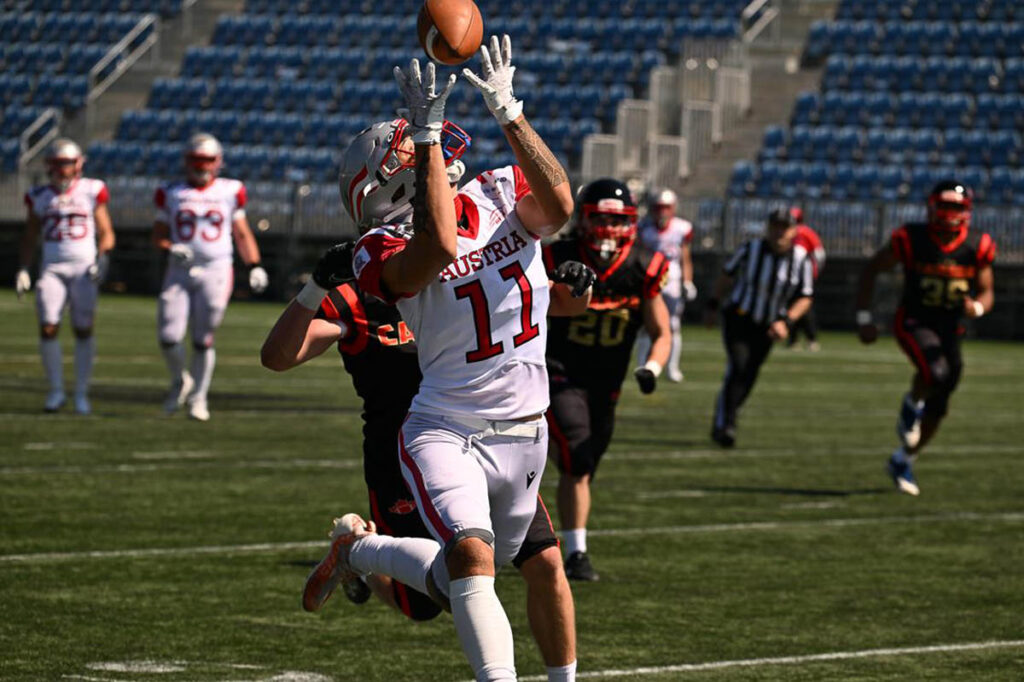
[547,661,577,682]
[190,346,216,403]
[161,343,186,382]
[348,535,440,596]
[562,528,586,556]
[669,329,682,374]
[74,336,95,396]
[40,338,63,393]
[450,576,516,682]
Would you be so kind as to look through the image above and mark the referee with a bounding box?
[706,208,815,446]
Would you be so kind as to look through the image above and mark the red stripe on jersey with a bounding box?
[337,283,368,354]
[542,244,555,273]
[154,186,166,209]
[353,231,411,303]
[455,193,480,239]
[977,233,995,266]
[643,251,668,298]
[95,182,109,204]
[891,226,911,267]
[319,290,341,320]
[512,165,531,201]
[893,307,932,385]
[235,183,247,208]
[398,424,453,544]
[545,411,572,474]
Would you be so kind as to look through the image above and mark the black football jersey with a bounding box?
[544,238,668,388]
[890,223,996,325]
[317,282,421,427]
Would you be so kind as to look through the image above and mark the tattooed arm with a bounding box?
[502,116,574,237]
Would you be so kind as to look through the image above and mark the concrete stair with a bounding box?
[679,0,840,199]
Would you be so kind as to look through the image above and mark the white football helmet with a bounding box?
[184,132,223,186]
[338,118,470,232]
[45,138,84,192]
[649,187,677,229]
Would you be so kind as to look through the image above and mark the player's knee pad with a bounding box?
[159,339,181,349]
[40,325,60,340]
[72,327,92,340]
[192,339,213,352]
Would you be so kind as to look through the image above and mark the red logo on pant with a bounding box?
[389,499,417,515]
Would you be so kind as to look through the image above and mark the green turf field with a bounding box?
[1,291,1022,681]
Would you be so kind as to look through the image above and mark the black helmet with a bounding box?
[575,178,638,261]
[927,180,972,233]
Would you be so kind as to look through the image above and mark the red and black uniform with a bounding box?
[889,223,996,416]
[544,237,668,477]
[317,282,558,612]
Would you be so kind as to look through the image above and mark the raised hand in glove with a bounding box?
[462,34,523,126]
[248,264,269,294]
[393,58,457,145]
[87,252,110,284]
[15,268,31,300]
[634,366,658,394]
[551,260,595,298]
[169,243,194,266]
[312,241,356,289]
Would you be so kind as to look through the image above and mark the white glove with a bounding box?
[169,243,194,266]
[393,58,457,145]
[87,252,110,284]
[248,265,268,294]
[462,34,523,126]
[683,280,698,302]
[15,268,31,300]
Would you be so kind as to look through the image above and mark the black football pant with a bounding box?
[546,379,619,479]
[893,309,963,417]
[713,311,774,433]
[788,303,818,344]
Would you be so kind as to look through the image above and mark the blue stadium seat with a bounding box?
[760,125,786,160]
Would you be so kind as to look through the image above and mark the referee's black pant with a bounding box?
[713,309,774,433]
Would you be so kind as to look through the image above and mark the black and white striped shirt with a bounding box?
[722,238,815,325]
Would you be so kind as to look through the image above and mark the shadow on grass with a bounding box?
[697,486,890,497]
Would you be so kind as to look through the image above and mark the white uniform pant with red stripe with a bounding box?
[157,260,234,347]
[399,411,548,573]
[36,261,97,328]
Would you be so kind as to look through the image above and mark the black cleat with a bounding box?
[711,426,736,448]
[564,551,599,582]
[342,575,372,605]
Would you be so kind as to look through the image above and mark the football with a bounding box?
[417,0,484,66]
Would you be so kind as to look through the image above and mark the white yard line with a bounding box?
[0,458,359,476]
[515,639,1024,681]
[2,511,1021,565]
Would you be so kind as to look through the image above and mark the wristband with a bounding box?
[643,360,663,377]
[295,279,328,311]
[971,300,984,317]
[856,310,873,326]
[247,262,262,270]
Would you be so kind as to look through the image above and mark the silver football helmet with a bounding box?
[184,132,223,186]
[45,138,84,192]
[338,118,470,232]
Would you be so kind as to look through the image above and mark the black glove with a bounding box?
[634,367,657,394]
[312,241,356,289]
[551,260,596,298]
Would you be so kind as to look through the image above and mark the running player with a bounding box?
[17,138,115,415]
[544,178,672,581]
[856,181,995,496]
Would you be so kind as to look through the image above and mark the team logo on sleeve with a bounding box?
[352,245,371,278]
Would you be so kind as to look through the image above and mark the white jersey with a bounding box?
[638,215,692,298]
[355,165,550,421]
[25,178,108,267]
[154,178,246,264]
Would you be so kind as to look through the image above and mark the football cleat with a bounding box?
[187,399,210,422]
[343,575,372,605]
[896,393,923,449]
[73,393,91,416]
[163,373,194,415]
[711,426,736,448]
[44,389,66,413]
[564,551,599,582]
[887,453,920,496]
[807,341,821,352]
[303,513,377,612]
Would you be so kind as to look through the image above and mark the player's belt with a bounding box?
[446,414,543,439]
